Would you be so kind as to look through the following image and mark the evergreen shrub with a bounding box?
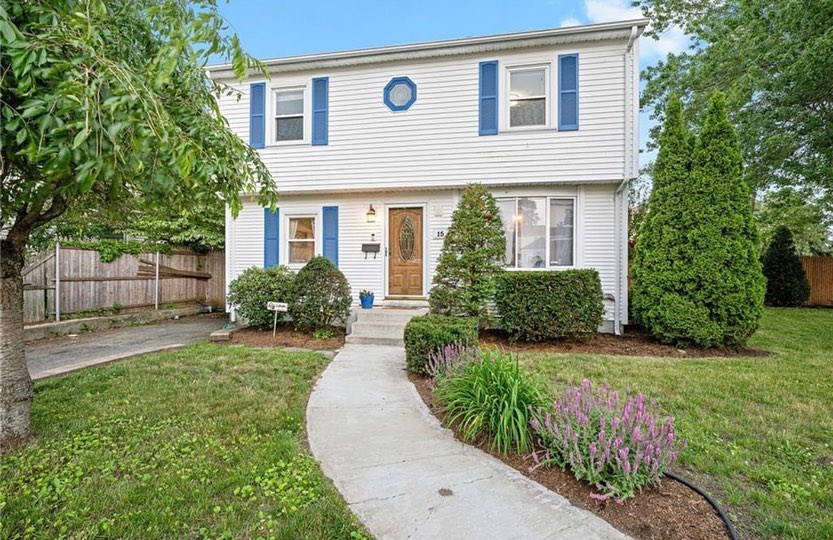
[631,93,765,347]
[761,226,811,306]
[429,183,506,322]
[227,266,295,329]
[403,315,478,375]
[289,256,352,333]
[494,270,604,341]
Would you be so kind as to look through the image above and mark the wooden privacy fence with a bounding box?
[22,246,225,324]
[802,256,833,306]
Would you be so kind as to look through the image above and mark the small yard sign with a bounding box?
[266,301,288,337]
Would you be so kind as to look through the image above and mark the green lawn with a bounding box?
[519,308,833,539]
[0,344,365,540]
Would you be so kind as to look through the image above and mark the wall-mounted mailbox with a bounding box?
[362,243,381,259]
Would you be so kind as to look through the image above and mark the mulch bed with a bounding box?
[228,325,345,350]
[409,374,731,540]
[481,327,768,358]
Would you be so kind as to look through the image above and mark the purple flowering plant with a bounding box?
[425,342,479,385]
[530,379,686,503]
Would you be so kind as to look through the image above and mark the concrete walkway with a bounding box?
[307,344,630,540]
[26,315,226,380]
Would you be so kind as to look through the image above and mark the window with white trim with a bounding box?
[274,89,304,142]
[497,197,575,269]
[508,66,548,128]
[288,216,316,264]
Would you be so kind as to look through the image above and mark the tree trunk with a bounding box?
[0,235,33,444]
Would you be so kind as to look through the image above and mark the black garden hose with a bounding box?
[664,471,739,540]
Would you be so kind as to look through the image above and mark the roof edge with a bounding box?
[208,19,648,78]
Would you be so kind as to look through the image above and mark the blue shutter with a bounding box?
[264,208,279,267]
[558,54,579,131]
[312,77,329,145]
[479,61,499,136]
[322,206,338,267]
[250,82,266,148]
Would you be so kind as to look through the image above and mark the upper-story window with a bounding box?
[508,66,549,129]
[274,89,304,142]
[496,196,575,269]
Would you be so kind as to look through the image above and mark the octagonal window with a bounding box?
[383,77,417,111]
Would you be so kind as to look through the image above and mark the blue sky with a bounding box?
[216,0,689,166]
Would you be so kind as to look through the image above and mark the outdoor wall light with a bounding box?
[367,204,376,223]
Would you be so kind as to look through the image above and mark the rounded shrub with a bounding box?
[494,270,604,342]
[434,351,548,454]
[289,256,352,333]
[227,266,295,329]
[403,315,478,375]
[761,226,811,307]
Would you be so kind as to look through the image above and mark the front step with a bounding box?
[350,321,407,338]
[344,335,407,347]
[352,308,428,325]
[346,307,428,346]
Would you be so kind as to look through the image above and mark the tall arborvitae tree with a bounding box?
[761,226,811,307]
[429,183,506,322]
[632,92,765,347]
[631,95,691,332]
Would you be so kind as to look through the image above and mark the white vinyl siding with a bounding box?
[581,183,617,320]
[216,41,629,194]
[227,191,455,307]
[227,184,620,325]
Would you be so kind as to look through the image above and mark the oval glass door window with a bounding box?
[399,217,415,261]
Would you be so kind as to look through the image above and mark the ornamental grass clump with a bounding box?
[530,379,686,503]
[434,352,548,454]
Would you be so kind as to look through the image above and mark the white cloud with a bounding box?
[559,17,582,28]
[572,0,690,65]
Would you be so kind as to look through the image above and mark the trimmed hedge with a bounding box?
[404,315,478,375]
[494,270,604,341]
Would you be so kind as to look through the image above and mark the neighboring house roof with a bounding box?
[207,19,648,79]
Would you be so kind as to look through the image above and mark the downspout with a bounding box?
[614,179,628,335]
[613,25,638,336]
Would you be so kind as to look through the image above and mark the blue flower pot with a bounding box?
[360,295,374,309]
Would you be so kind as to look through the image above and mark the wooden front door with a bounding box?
[388,207,424,297]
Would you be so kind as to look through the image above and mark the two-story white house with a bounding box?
[210,19,646,334]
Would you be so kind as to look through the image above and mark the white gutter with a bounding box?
[613,25,639,336]
[613,179,628,335]
[208,19,648,78]
[625,24,639,52]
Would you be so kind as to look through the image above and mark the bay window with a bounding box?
[497,197,575,269]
